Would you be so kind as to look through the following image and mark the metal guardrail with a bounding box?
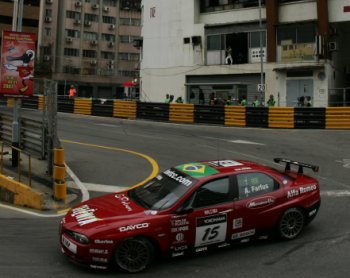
[0,112,46,159]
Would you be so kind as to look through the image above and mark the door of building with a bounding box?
[286,79,313,107]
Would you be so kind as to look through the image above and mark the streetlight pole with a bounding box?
[258,0,264,104]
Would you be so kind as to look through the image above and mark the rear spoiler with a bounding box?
[274,158,319,174]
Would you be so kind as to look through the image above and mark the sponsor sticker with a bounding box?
[175,163,219,178]
[115,194,132,212]
[71,205,100,226]
[163,169,193,186]
[233,218,243,229]
[246,196,275,209]
[287,184,317,199]
[119,223,150,232]
[195,215,227,247]
[231,229,255,240]
[94,239,114,244]
[209,160,243,167]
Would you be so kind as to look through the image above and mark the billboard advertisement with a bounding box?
[0,31,36,97]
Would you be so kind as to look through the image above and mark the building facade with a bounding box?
[140,0,350,107]
[0,0,141,99]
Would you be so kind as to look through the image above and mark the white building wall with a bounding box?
[328,0,350,22]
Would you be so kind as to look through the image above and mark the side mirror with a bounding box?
[175,206,193,215]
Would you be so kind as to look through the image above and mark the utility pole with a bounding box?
[11,0,24,167]
[258,0,265,104]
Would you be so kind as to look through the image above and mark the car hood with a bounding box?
[63,191,152,231]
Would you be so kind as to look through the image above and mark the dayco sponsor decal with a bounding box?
[287,184,317,199]
[118,223,150,232]
[71,205,100,226]
[115,194,132,212]
[163,169,192,186]
[231,229,255,240]
[246,196,275,209]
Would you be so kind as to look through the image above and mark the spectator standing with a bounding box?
[165,94,171,104]
[267,94,276,107]
[253,96,261,107]
[240,95,248,106]
[175,97,183,103]
[225,46,233,65]
[305,96,312,107]
[69,85,76,99]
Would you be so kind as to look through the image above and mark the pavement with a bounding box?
[0,144,82,214]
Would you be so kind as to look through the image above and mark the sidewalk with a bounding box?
[0,145,81,213]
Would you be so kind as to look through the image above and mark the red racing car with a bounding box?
[60,158,320,273]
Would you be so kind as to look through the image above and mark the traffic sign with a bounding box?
[257,84,265,92]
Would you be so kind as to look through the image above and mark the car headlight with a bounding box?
[68,231,90,244]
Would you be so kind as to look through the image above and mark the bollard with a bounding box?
[53,165,66,181]
[54,148,65,166]
[54,181,67,201]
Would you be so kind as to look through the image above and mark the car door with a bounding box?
[168,176,235,254]
[231,171,284,240]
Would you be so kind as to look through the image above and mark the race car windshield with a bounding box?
[129,168,196,210]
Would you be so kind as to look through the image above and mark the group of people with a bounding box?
[298,96,312,107]
[165,94,183,104]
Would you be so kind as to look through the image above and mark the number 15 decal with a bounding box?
[195,215,227,247]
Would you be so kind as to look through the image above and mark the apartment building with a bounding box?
[0,0,141,99]
[140,0,350,106]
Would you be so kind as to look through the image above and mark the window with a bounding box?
[236,172,278,199]
[64,48,79,57]
[118,70,138,77]
[44,28,51,37]
[101,51,115,59]
[207,35,223,51]
[249,31,266,48]
[103,0,117,7]
[192,178,231,208]
[45,9,52,17]
[84,13,99,22]
[102,16,116,24]
[101,33,115,42]
[85,0,99,4]
[119,35,139,43]
[83,32,98,40]
[65,29,80,38]
[120,18,141,26]
[277,23,316,45]
[66,11,81,20]
[83,50,97,58]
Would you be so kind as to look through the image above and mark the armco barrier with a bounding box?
[268,107,294,128]
[57,97,74,113]
[22,96,39,109]
[194,105,225,125]
[169,103,194,123]
[92,99,114,117]
[74,98,92,115]
[113,100,136,119]
[225,106,246,126]
[246,107,269,128]
[137,102,169,121]
[326,107,350,129]
[38,95,44,110]
[295,108,325,129]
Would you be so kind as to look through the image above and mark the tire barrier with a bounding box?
[225,106,246,126]
[2,96,349,129]
[22,96,39,109]
[294,108,326,129]
[195,105,225,125]
[57,97,74,113]
[268,107,294,129]
[74,98,92,115]
[246,107,269,128]
[169,103,194,123]
[113,100,137,119]
[326,107,350,129]
[137,102,169,121]
[53,147,66,201]
[92,99,114,117]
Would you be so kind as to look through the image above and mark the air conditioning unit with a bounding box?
[43,55,50,61]
[108,64,114,70]
[90,60,97,65]
[108,41,114,47]
[74,19,81,25]
[92,4,99,9]
[103,6,109,12]
[84,21,92,26]
[44,16,52,22]
[66,37,73,43]
[108,60,114,65]
[90,40,98,46]
[75,1,82,7]
[46,0,53,4]
[328,41,337,51]
[109,24,115,30]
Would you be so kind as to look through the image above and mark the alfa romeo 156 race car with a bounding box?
[60,158,320,273]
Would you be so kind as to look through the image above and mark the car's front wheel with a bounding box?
[278,208,305,240]
[114,237,154,273]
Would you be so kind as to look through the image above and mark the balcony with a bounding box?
[200,0,266,13]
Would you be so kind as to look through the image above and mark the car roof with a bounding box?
[174,159,267,179]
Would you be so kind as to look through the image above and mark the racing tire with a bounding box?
[114,237,154,273]
[278,208,305,240]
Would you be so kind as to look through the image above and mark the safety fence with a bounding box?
[2,95,350,129]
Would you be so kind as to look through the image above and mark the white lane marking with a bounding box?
[65,163,90,202]
[67,182,127,193]
[95,123,116,127]
[336,159,350,169]
[229,140,265,145]
[321,190,350,197]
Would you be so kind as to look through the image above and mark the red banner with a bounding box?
[0,31,36,97]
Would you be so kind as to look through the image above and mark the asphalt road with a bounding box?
[1,111,350,278]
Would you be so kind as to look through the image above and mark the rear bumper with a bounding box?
[306,200,321,223]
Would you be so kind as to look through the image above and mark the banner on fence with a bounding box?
[0,31,36,97]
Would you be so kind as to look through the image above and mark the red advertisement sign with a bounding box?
[0,31,36,97]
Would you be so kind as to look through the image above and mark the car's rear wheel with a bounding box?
[278,208,305,240]
[114,237,154,273]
